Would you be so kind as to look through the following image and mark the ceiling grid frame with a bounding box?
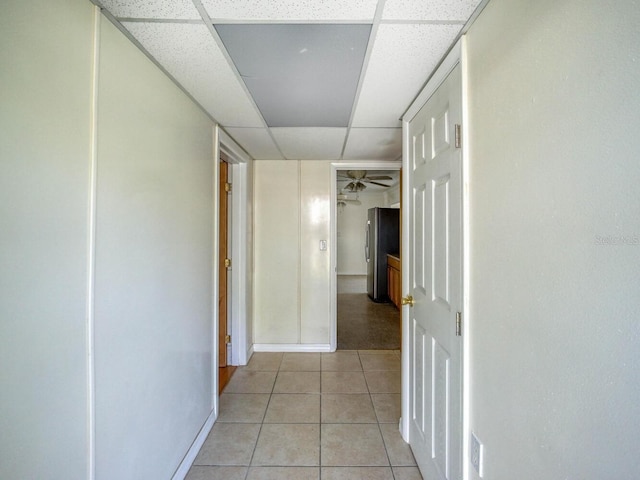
[93,0,485,161]
[339,0,388,159]
[190,0,288,160]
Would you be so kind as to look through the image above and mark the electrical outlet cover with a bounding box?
[471,432,484,477]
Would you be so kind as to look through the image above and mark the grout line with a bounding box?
[188,352,403,477]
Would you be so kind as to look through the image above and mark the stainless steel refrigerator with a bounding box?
[365,207,400,302]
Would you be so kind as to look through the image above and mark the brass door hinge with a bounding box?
[225,335,231,343]
[225,182,232,193]
[455,124,462,149]
[224,258,232,268]
[456,311,462,336]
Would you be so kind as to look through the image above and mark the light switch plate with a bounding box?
[319,240,327,251]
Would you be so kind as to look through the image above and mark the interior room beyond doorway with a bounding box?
[336,168,401,350]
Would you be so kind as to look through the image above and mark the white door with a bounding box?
[405,63,463,480]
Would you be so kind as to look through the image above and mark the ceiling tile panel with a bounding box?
[271,128,347,160]
[382,0,482,21]
[215,24,370,127]
[343,128,402,160]
[225,128,284,159]
[351,23,461,127]
[201,0,379,21]
[123,22,264,127]
[99,0,201,20]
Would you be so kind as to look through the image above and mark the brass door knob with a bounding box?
[401,295,415,307]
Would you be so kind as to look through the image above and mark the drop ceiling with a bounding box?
[95,0,483,161]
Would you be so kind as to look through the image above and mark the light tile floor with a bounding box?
[187,351,423,480]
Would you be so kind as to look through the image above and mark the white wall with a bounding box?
[337,191,385,275]
[0,2,218,478]
[253,161,300,344]
[0,1,94,477]
[465,0,640,478]
[253,160,331,347]
[93,16,215,479]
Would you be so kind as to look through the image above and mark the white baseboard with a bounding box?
[244,344,254,365]
[171,409,217,480]
[253,343,332,353]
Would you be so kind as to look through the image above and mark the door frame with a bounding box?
[329,160,402,352]
[213,128,251,401]
[400,38,471,479]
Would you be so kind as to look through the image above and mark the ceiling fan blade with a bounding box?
[365,175,393,180]
[368,181,392,188]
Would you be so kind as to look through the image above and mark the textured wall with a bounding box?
[465,0,640,477]
[0,1,94,477]
[0,2,217,478]
[94,16,215,479]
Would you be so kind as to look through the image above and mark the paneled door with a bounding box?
[219,160,229,368]
[405,63,463,480]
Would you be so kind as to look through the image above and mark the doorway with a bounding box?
[218,158,235,392]
[330,162,402,351]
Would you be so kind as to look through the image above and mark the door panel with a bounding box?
[406,63,462,480]
[433,174,450,306]
[219,160,229,367]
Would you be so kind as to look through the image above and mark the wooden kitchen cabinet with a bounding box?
[387,254,401,309]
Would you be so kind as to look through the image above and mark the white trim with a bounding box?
[219,128,251,164]
[211,126,221,413]
[461,35,472,480]
[330,161,401,352]
[170,409,217,480]
[402,40,462,123]
[230,162,249,366]
[85,8,100,480]
[400,112,412,443]
[253,344,332,353]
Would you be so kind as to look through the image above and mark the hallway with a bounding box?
[187,351,421,480]
[337,294,401,351]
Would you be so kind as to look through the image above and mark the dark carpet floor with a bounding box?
[337,293,401,350]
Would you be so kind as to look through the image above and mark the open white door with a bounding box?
[403,62,463,479]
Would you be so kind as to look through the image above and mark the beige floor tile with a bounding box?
[380,424,417,466]
[321,352,362,371]
[359,353,401,371]
[357,350,400,355]
[321,371,368,393]
[371,394,401,423]
[321,394,376,423]
[246,352,283,371]
[280,353,321,371]
[247,466,319,480]
[264,394,320,423]
[218,394,270,423]
[186,466,248,480]
[273,371,320,393]
[252,424,320,466]
[392,466,424,480]
[224,370,277,393]
[321,424,388,466]
[193,423,260,466]
[321,466,394,480]
[364,370,401,393]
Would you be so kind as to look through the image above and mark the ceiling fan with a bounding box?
[337,170,393,192]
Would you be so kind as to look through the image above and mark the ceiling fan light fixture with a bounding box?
[347,170,367,180]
